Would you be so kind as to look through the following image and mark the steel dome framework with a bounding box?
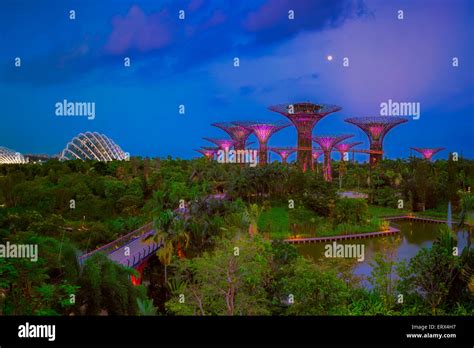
[0,147,27,164]
[60,132,127,161]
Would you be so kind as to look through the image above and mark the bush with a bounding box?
[333,198,369,226]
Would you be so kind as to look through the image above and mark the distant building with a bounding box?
[59,132,127,161]
[24,154,51,163]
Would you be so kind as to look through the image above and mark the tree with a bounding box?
[398,226,461,314]
[165,236,272,315]
[78,253,146,315]
[149,210,189,284]
[243,203,263,236]
[277,257,351,315]
[368,237,400,311]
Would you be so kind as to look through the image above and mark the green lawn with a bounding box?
[258,206,289,239]
[367,203,453,220]
[258,204,389,240]
[368,205,407,218]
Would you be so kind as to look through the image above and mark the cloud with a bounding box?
[105,5,173,55]
[1,0,363,86]
[243,0,358,44]
[188,0,205,12]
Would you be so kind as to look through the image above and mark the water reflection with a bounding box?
[296,221,471,286]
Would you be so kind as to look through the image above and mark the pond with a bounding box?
[296,220,472,287]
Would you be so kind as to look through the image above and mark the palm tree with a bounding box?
[156,240,173,284]
[149,210,190,284]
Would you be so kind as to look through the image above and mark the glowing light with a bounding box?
[195,148,218,160]
[270,147,297,163]
[411,147,445,161]
[212,122,253,150]
[345,117,408,166]
[60,132,127,161]
[203,138,235,151]
[269,102,341,172]
[236,121,289,165]
[327,55,333,61]
[313,134,353,181]
[0,147,27,164]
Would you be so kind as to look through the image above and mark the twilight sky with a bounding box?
[1,0,473,161]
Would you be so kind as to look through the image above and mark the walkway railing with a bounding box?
[123,242,160,268]
[79,221,154,262]
[284,226,400,244]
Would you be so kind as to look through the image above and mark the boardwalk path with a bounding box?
[283,215,453,244]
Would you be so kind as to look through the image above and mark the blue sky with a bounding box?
[1,0,473,161]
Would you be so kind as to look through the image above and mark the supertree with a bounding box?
[313,135,353,181]
[237,121,290,165]
[269,147,297,164]
[211,122,253,150]
[203,138,235,151]
[411,147,445,161]
[334,141,362,161]
[312,148,324,172]
[194,147,218,160]
[269,102,342,172]
[345,117,408,166]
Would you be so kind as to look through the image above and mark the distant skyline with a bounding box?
[1,0,473,161]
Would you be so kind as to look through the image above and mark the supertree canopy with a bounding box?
[313,134,353,181]
[269,147,297,164]
[345,116,408,166]
[211,122,253,150]
[411,147,445,161]
[334,141,362,161]
[312,148,324,161]
[0,146,27,164]
[203,138,235,151]
[269,102,341,172]
[194,147,218,160]
[60,132,127,161]
[237,121,290,165]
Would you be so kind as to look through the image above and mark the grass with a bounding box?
[258,206,290,239]
[368,204,453,220]
[415,209,452,219]
[368,205,407,218]
[258,204,389,240]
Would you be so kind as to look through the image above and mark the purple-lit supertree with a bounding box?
[203,138,235,152]
[312,149,324,161]
[194,147,218,160]
[345,117,408,166]
[334,141,362,161]
[269,102,342,172]
[312,148,324,172]
[313,135,353,181]
[269,147,297,164]
[411,147,445,161]
[237,121,290,165]
[211,122,253,150]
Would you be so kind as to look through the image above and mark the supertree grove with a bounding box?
[237,121,290,165]
[269,102,341,172]
[313,135,353,181]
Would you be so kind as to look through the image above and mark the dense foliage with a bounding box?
[0,156,472,315]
